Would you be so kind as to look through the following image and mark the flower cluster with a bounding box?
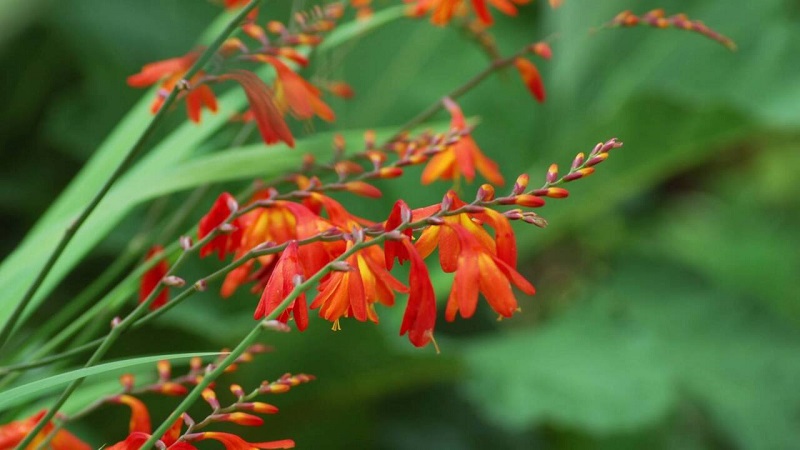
[409,0,563,26]
[127,2,347,146]
[175,93,622,347]
[609,9,737,50]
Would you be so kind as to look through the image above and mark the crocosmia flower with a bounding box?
[0,410,91,450]
[127,51,218,123]
[421,98,504,186]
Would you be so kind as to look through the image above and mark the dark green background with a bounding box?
[1,0,799,448]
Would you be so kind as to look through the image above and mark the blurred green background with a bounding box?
[1,0,799,448]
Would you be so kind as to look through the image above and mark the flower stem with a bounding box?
[140,235,387,448]
[11,6,264,447]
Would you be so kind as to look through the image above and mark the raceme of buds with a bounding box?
[610,9,736,50]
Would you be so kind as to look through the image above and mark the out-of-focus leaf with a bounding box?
[461,260,800,449]
[0,352,221,412]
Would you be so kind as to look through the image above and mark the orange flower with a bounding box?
[219,70,294,147]
[0,411,91,450]
[443,223,535,320]
[310,241,368,326]
[398,238,437,347]
[140,245,169,310]
[514,57,546,102]
[221,200,339,297]
[255,240,309,330]
[198,192,243,260]
[256,55,335,122]
[415,191,517,270]
[127,52,218,123]
[420,98,503,185]
[110,395,151,434]
[410,0,530,26]
[190,432,294,449]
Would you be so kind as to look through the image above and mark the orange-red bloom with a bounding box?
[140,245,169,310]
[514,57,546,103]
[198,192,243,260]
[410,0,531,26]
[127,52,218,123]
[255,240,309,330]
[420,98,504,186]
[256,55,335,122]
[443,224,534,320]
[0,411,91,450]
[219,70,295,147]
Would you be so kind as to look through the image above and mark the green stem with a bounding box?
[0,5,255,355]
[141,235,386,448]
[12,8,262,445]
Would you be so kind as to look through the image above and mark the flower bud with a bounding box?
[571,152,585,170]
[162,276,185,288]
[546,164,559,183]
[563,167,595,182]
[477,184,495,201]
[179,235,192,251]
[512,174,529,195]
[514,195,546,208]
[261,320,292,332]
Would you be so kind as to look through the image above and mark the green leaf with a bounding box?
[0,352,222,412]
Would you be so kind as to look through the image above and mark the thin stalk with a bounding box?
[12,5,264,446]
[0,0,261,352]
[141,235,386,448]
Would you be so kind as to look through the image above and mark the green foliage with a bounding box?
[1,0,799,448]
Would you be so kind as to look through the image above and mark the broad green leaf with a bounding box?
[0,352,222,412]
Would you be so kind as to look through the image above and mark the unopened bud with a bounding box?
[585,153,608,167]
[119,373,134,391]
[176,79,191,91]
[400,203,412,224]
[364,130,376,149]
[261,320,292,332]
[522,212,548,228]
[194,279,208,292]
[545,187,569,198]
[477,184,495,201]
[202,388,220,409]
[155,442,167,450]
[504,209,524,220]
[571,152,585,170]
[292,274,304,287]
[252,240,276,253]
[427,216,445,226]
[563,167,595,182]
[351,227,365,243]
[163,275,185,287]
[157,360,171,381]
[463,205,486,213]
[512,175,529,195]
[531,42,553,60]
[440,193,453,212]
[230,384,246,398]
[330,261,353,272]
[180,235,192,250]
[546,164,559,183]
[377,167,403,179]
[183,413,195,428]
[226,196,239,213]
[111,317,122,328]
[218,223,237,234]
[384,230,405,241]
[514,195,546,208]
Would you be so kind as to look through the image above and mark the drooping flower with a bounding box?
[198,192,243,260]
[218,70,295,147]
[397,238,437,347]
[420,98,504,185]
[409,0,532,26]
[0,410,91,450]
[140,245,169,310]
[514,57,546,103]
[255,55,335,122]
[310,241,369,327]
[443,223,535,320]
[110,395,151,434]
[127,51,218,123]
[255,240,309,330]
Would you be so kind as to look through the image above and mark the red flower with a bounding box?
[410,0,531,26]
[398,238,437,348]
[514,57,546,102]
[443,224,535,320]
[255,240,309,331]
[256,55,335,122]
[127,52,218,123]
[198,192,243,260]
[420,98,504,185]
[0,410,91,450]
[310,241,369,327]
[219,70,295,147]
[140,245,169,310]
